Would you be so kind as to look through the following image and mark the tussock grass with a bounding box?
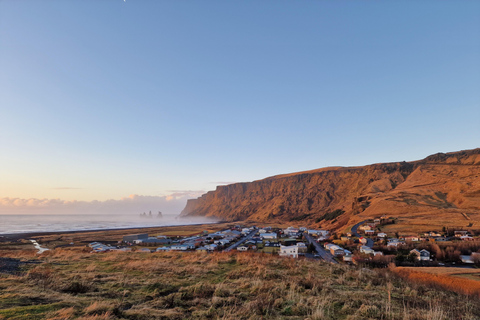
[0,249,479,319]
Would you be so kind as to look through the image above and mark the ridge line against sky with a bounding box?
[1,1,479,206]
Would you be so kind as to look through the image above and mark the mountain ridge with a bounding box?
[181,148,480,231]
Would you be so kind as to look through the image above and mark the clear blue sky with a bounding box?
[1,1,479,203]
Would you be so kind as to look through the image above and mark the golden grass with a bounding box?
[394,267,480,297]
[0,248,479,319]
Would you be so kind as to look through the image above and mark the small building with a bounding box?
[460,235,474,241]
[329,245,345,257]
[359,237,368,245]
[296,242,307,253]
[377,232,387,238]
[171,244,194,251]
[260,233,277,240]
[359,246,374,255]
[139,248,151,253]
[343,254,353,262]
[365,230,375,236]
[410,249,430,261]
[279,245,298,258]
[454,231,469,237]
[156,247,171,252]
[387,240,405,248]
[405,236,419,242]
[308,230,329,237]
[123,234,148,243]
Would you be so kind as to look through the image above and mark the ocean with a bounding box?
[0,213,215,234]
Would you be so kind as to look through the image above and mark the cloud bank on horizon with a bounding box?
[0,192,205,215]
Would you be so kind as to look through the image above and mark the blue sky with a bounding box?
[0,1,479,209]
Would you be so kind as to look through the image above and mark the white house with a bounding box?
[279,245,298,258]
[260,233,277,240]
[360,246,374,255]
[410,249,430,261]
[237,245,248,252]
[377,232,388,238]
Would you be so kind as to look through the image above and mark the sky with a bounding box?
[0,1,479,214]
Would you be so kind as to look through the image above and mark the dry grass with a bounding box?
[0,249,479,319]
[394,267,480,297]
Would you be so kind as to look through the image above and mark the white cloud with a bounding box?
[0,191,206,215]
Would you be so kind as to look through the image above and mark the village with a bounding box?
[88,217,480,268]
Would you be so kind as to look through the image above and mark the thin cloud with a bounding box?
[0,192,200,215]
[51,187,83,190]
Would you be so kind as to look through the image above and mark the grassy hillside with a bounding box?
[1,249,479,319]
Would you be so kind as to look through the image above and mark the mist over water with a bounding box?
[0,213,217,235]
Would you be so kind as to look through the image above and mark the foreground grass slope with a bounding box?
[1,250,479,320]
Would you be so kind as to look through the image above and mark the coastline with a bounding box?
[0,221,225,243]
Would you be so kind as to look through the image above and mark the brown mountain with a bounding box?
[181,148,480,232]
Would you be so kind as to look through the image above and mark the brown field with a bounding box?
[1,249,480,319]
[394,267,480,297]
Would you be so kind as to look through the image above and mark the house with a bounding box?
[260,233,277,240]
[377,232,387,238]
[139,248,151,253]
[359,225,373,231]
[171,244,194,251]
[205,244,218,251]
[284,227,299,236]
[460,253,480,264]
[196,247,208,252]
[308,230,329,237]
[237,245,248,251]
[365,230,375,236]
[123,234,148,243]
[410,249,430,261]
[340,236,350,241]
[405,236,419,242]
[329,245,345,257]
[387,240,405,248]
[343,254,353,262]
[359,237,368,245]
[296,242,307,253]
[279,245,298,258]
[324,243,336,250]
[360,246,374,255]
[460,235,474,241]
[156,247,171,252]
[373,251,383,256]
[454,231,469,237]
[374,218,381,225]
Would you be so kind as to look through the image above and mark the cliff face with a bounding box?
[181,149,480,229]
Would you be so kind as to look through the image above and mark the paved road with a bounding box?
[351,220,374,248]
[304,233,338,264]
[224,229,257,252]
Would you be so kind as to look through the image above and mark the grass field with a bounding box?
[1,249,480,319]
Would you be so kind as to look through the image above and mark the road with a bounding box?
[351,220,374,248]
[304,233,338,264]
[224,229,257,252]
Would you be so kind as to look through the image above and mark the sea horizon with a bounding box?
[0,213,217,235]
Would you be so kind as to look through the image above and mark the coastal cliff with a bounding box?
[181,149,480,230]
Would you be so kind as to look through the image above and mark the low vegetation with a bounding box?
[1,249,479,319]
